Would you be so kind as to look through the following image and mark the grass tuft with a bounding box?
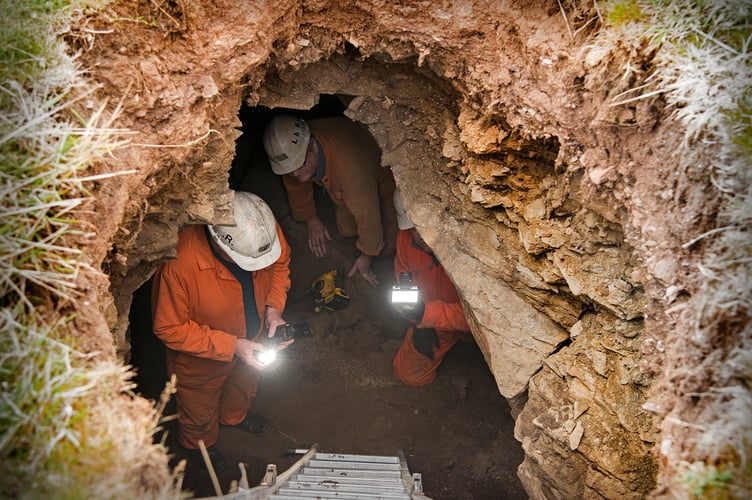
[606,0,643,26]
[1,0,178,497]
[0,304,177,497]
[680,461,734,498]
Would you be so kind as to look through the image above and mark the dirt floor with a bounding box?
[128,112,527,499]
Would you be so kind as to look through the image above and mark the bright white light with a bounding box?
[391,289,419,303]
[256,349,277,365]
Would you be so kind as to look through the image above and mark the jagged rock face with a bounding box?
[75,1,711,497]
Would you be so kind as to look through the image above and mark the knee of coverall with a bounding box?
[392,326,441,387]
[167,350,233,449]
[219,359,259,426]
[174,375,223,449]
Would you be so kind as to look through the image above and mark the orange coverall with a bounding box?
[282,116,398,257]
[392,230,474,386]
[151,224,291,449]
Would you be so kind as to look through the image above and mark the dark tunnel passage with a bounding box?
[128,95,527,499]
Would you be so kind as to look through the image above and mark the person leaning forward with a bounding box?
[151,191,292,472]
[263,114,398,287]
[390,188,475,387]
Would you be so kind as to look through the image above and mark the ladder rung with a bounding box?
[291,473,404,486]
[283,485,407,496]
[314,452,401,464]
[274,487,411,499]
[299,467,402,479]
[286,479,406,491]
[307,459,402,471]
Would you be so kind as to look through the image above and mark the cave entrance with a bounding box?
[129,53,528,497]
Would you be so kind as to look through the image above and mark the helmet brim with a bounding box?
[396,212,414,230]
[393,188,414,230]
[228,237,282,271]
[269,156,302,175]
[209,224,282,271]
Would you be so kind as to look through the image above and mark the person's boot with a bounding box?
[223,412,269,434]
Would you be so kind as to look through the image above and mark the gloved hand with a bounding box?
[392,299,425,322]
[412,327,439,360]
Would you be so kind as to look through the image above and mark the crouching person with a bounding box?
[151,191,292,471]
[390,189,475,387]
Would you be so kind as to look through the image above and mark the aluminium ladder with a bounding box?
[214,444,430,499]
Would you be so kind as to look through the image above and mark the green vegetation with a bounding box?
[599,0,752,496]
[0,0,177,497]
[606,0,642,26]
[0,1,69,89]
[681,461,734,498]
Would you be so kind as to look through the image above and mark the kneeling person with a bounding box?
[390,189,474,387]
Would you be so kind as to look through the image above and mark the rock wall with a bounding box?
[74,0,714,497]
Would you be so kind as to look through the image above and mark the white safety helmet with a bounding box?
[208,192,281,271]
[393,188,414,230]
[262,115,311,175]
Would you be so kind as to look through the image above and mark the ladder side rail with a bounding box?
[265,444,320,496]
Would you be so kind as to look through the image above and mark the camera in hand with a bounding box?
[255,322,313,366]
[266,322,313,345]
[391,272,420,304]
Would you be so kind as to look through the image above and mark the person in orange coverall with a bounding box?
[390,189,475,387]
[262,114,398,287]
[151,191,292,471]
